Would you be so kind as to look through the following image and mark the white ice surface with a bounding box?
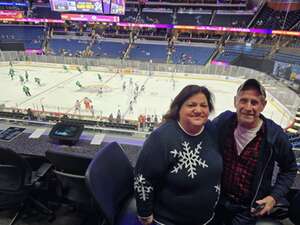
[0,63,291,127]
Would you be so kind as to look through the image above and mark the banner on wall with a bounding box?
[0,10,23,19]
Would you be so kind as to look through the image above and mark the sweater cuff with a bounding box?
[269,194,279,205]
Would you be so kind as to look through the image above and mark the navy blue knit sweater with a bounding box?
[134,120,223,225]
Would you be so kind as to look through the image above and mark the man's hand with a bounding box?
[138,214,153,225]
[253,196,276,216]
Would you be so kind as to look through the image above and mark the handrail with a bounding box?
[0,116,150,136]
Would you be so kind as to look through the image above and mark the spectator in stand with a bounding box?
[210,79,297,225]
[134,85,222,225]
[138,114,146,130]
[108,113,114,123]
[116,110,121,123]
[27,108,35,120]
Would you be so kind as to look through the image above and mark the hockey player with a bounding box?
[90,105,95,117]
[122,81,126,91]
[19,75,25,84]
[84,63,88,71]
[23,85,31,96]
[74,100,81,114]
[129,103,133,112]
[34,77,41,86]
[9,61,13,67]
[77,66,82,73]
[108,113,114,122]
[116,69,123,80]
[25,71,29,82]
[97,87,103,96]
[63,65,68,72]
[133,94,137,103]
[117,108,121,117]
[134,89,138,98]
[148,59,152,76]
[129,100,133,112]
[76,81,83,88]
[9,68,15,80]
[116,109,121,123]
[97,73,102,82]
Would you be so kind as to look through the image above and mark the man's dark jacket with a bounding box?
[213,110,297,207]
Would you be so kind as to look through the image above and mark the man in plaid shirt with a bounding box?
[210,79,297,225]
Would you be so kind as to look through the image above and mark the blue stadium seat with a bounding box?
[0,25,45,49]
[85,142,138,225]
[48,39,89,56]
[172,45,216,65]
[224,44,270,58]
[91,41,128,58]
[129,43,168,63]
[212,14,252,27]
[176,13,211,26]
[214,52,241,63]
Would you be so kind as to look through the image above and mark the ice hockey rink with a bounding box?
[0,62,292,127]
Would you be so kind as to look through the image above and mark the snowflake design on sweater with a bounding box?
[214,184,221,195]
[170,141,208,179]
[134,174,153,201]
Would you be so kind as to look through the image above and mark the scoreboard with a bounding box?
[50,0,125,15]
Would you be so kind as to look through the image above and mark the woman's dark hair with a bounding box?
[163,85,214,122]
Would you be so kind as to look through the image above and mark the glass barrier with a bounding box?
[0,51,299,129]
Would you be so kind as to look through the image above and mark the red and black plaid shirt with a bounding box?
[222,119,264,205]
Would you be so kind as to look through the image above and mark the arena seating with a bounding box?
[222,44,271,59]
[103,27,119,36]
[273,50,300,65]
[288,132,300,148]
[212,14,252,27]
[48,39,89,56]
[172,45,216,65]
[139,29,166,39]
[0,25,45,49]
[292,22,300,31]
[91,40,128,59]
[140,11,173,24]
[31,5,61,19]
[176,12,211,26]
[214,51,241,63]
[120,9,139,22]
[253,5,300,30]
[286,37,300,48]
[128,43,168,63]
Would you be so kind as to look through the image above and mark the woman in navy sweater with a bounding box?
[134,85,223,225]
